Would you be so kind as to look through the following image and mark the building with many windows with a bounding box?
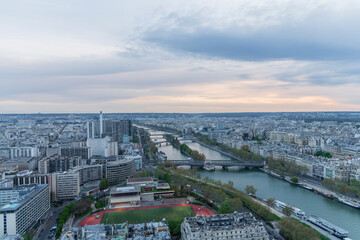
[0,184,50,237]
[50,172,80,201]
[105,159,135,185]
[181,212,269,240]
[72,165,103,185]
[109,185,141,208]
[38,155,85,174]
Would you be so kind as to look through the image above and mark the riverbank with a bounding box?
[262,167,360,210]
[148,128,360,238]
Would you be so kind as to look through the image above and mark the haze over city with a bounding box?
[1,0,360,113]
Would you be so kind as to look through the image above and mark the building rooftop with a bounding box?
[0,184,48,212]
[184,212,265,232]
[111,185,140,194]
[127,177,153,183]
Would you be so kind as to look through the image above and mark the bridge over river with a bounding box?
[168,159,264,169]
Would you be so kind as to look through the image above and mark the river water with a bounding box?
[146,129,360,239]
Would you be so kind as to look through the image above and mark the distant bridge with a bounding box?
[168,159,264,168]
[148,133,164,136]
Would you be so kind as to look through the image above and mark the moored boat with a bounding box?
[299,183,313,191]
[316,190,335,199]
[274,200,306,218]
[307,215,348,239]
[268,171,282,179]
[338,197,360,209]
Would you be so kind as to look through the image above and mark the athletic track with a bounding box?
[79,204,215,227]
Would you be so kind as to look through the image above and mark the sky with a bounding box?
[1,0,360,113]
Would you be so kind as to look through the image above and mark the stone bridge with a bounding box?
[168,159,264,168]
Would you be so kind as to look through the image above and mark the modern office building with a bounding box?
[181,212,269,240]
[9,147,39,159]
[86,112,132,144]
[86,137,118,157]
[38,155,85,174]
[50,172,80,201]
[0,184,50,236]
[125,155,142,171]
[72,165,103,185]
[13,172,49,187]
[105,159,135,185]
[111,120,132,143]
[60,147,91,159]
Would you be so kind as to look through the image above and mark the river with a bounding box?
[146,128,360,239]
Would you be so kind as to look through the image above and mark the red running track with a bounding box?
[79,204,215,227]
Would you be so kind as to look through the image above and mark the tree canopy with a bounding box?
[245,185,257,196]
[99,178,109,190]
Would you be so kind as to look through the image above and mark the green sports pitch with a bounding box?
[101,206,195,224]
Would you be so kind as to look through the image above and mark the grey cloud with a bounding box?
[144,27,360,61]
[142,5,360,62]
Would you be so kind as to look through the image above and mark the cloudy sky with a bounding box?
[1,0,360,113]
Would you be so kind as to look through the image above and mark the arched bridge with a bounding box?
[167,159,264,168]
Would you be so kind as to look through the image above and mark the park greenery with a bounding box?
[132,134,139,144]
[144,132,158,159]
[245,185,257,196]
[196,133,264,161]
[164,134,206,160]
[290,176,299,183]
[268,159,308,177]
[279,217,322,240]
[179,143,206,160]
[218,198,243,214]
[72,197,93,217]
[55,203,75,238]
[99,178,109,190]
[315,150,332,158]
[266,198,275,208]
[282,206,294,217]
[161,165,280,222]
[323,178,360,197]
[55,196,95,238]
[95,199,108,209]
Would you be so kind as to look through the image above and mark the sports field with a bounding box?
[101,206,194,224]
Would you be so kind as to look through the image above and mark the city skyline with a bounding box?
[1,0,360,113]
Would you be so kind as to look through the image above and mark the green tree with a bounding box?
[230,198,243,211]
[279,217,320,240]
[218,199,234,214]
[266,198,275,208]
[163,173,172,183]
[241,145,250,152]
[282,206,294,217]
[290,176,299,183]
[245,185,257,196]
[72,198,93,216]
[100,178,109,190]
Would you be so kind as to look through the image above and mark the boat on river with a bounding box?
[338,197,360,209]
[307,215,348,239]
[298,183,313,191]
[274,200,306,218]
[316,190,335,199]
[268,170,282,179]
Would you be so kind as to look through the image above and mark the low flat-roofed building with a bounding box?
[181,212,269,240]
[80,180,100,198]
[109,185,140,209]
[126,177,154,186]
[155,182,170,190]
